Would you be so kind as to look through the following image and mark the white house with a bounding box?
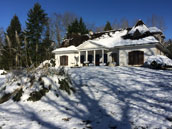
[52,20,166,67]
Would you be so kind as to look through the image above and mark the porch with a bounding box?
[78,49,109,66]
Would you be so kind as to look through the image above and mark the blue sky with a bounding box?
[0,0,171,39]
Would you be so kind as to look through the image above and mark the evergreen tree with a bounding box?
[25,3,48,66]
[0,28,8,69]
[6,15,22,69]
[42,23,54,61]
[104,21,112,31]
[67,17,88,38]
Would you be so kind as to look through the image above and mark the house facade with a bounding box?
[52,20,165,67]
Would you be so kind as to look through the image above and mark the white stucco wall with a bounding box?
[118,44,159,66]
[55,53,79,67]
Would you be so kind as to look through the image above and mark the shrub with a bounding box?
[27,86,50,102]
[58,67,65,76]
[150,61,163,69]
[58,78,75,95]
[0,93,12,104]
[50,59,56,67]
[12,88,23,102]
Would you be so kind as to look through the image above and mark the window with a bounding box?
[60,56,68,66]
[128,51,144,65]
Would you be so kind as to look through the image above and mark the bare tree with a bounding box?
[95,25,104,32]
[62,12,77,30]
[112,19,120,30]
[120,18,129,29]
[131,19,139,27]
[49,12,77,47]
[86,23,97,32]
[146,14,166,31]
[49,13,63,46]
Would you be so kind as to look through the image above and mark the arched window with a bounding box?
[128,51,144,65]
[60,56,68,66]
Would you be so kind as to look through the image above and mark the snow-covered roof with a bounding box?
[128,20,162,35]
[52,45,78,53]
[149,27,162,33]
[58,20,162,50]
[129,24,149,35]
[90,30,158,48]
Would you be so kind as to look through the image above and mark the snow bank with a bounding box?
[0,67,74,102]
[0,67,172,128]
[146,55,172,66]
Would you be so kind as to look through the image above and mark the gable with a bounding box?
[77,41,105,50]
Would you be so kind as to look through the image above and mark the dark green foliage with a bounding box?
[104,21,112,31]
[56,93,59,97]
[6,15,22,49]
[0,88,24,104]
[41,24,54,61]
[150,61,163,69]
[67,17,88,38]
[0,93,12,104]
[58,78,75,95]
[0,15,23,70]
[27,86,50,102]
[50,59,56,67]
[58,67,65,76]
[25,3,48,66]
[12,88,23,102]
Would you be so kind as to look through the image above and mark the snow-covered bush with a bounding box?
[59,78,75,95]
[37,59,56,69]
[0,67,75,104]
[0,70,7,75]
[145,55,172,69]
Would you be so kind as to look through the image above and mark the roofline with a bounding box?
[114,42,158,49]
[52,50,78,54]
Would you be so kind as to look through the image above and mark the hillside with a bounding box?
[0,67,172,129]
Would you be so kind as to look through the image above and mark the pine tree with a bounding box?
[104,21,112,31]
[79,18,88,34]
[6,15,22,69]
[25,3,48,66]
[42,24,54,61]
[67,17,88,38]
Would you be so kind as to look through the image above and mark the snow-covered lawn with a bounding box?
[0,67,172,129]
